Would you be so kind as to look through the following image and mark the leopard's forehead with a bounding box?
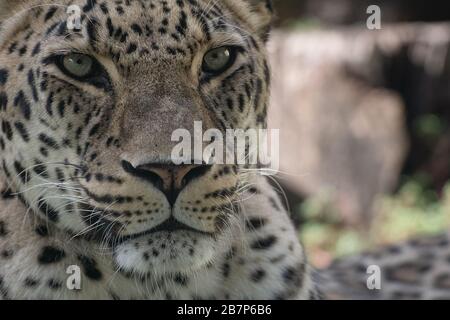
[26,0,252,58]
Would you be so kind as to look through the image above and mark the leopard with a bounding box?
[0,0,319,299]
[1,0,448,301]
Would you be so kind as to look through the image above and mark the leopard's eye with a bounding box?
[51,53,111,90]
[61,53,94,78]
[202,46,237,75]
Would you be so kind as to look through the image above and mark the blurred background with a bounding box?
[268,0,450,268]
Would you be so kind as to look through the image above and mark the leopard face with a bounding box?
[0,0,273,277]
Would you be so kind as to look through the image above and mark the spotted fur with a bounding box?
[318,232,450,300]
[0,0,317,299]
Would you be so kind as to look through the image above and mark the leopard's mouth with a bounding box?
[118,217,213,243]
[77,203,214,246]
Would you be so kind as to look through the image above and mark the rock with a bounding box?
[267,26,434,226]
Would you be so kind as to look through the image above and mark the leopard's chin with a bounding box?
[113,230,223,277]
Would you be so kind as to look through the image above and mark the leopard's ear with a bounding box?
[228,0,274,42]
[246,0,274,41]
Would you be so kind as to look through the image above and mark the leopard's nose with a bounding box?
[121,161,211,206]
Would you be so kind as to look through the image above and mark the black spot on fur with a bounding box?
[152,249,159,257]
[38,246,66,264]
[131,24,143,35]
[250,269,266,282]
[283,264,305,288]
[1,189,15,200]
[99,2,108,14]
[174,273,188,286]
[24,277,40,287]
[14,122,30,142]
[36,198,60,222]
[89,123,101,137]
[222,262,230,278]
[48,279,63,289]
[1,120,13,140]
[13,91,31,120]
[246,217,267,230]
[83,0,98,12]
[77,255,103,281]
[35,225,49,237]
[116,6,124,15]
[269,197,281,211]
[0,69,8,85]
[251,235,277,250]
[127,43,137,54]
[57,101,65,117]
[1,250,13,259]
[87,18,100,46]
[0,221,8,237]
[33,161,49,179]
[38,133,59,149]
[0,92,8,111]
[14,161,30,183]
[44,7,58,21]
